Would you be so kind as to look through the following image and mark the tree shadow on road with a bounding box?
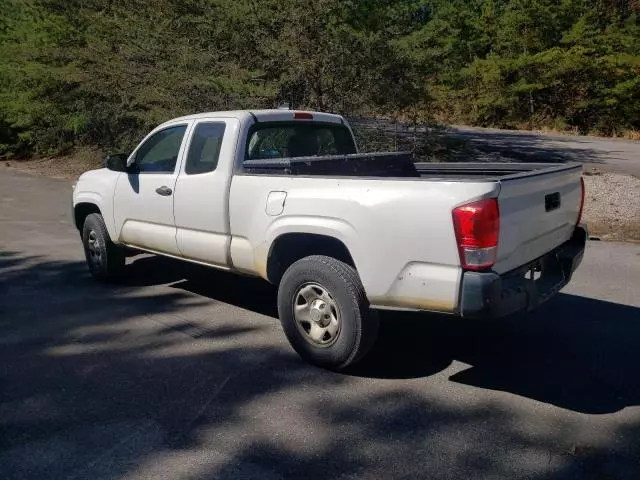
[1,251,639,479]
[349,294,640,415]
[348,117,614,165]
[108,252,640,416]
[119,253,640,416]
[439,128,613,165]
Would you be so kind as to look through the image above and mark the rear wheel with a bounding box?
[82,213,125,282]
[277,255,379,370]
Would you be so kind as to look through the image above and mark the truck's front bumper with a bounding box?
[459,225,588,319]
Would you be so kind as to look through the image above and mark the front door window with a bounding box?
[135,125,187,173]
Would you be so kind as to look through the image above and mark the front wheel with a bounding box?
[82,213,125,282]
[277,255,379,370]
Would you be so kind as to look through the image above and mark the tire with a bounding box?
[277,255,379,370]
[82,213,125,282]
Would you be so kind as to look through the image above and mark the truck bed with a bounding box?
[242,152,579,181]
[413,162,581,180]
[241,151,584,276]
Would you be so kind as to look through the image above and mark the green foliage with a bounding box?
[1,0,639,157]
[426,0,640,134]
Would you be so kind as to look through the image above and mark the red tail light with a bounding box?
[576,176,585,225]
[452,198,500,271]
[293,112,313,120]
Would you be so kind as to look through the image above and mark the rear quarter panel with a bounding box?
[229,175,499,312]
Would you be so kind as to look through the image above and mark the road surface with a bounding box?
[448,125,640,177]
[349,117,640,176]
[1,168,639,479]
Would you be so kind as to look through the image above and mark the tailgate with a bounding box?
[493,164,583,274]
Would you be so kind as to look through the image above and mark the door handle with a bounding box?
[155,186,172,196]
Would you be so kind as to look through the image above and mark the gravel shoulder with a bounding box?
[582,169,640,242]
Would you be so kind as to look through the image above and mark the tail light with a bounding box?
[452,198,500,271]
[293,112,313,120]
[576,176,585,225]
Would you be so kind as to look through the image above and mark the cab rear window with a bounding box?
[246,123,356,160]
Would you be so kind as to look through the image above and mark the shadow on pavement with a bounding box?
[1,250,639,479]
[170,267,279,319]
[120,253,640,415]
[349,117,613,165]
[442,128,612,164]
[351,295,640,414]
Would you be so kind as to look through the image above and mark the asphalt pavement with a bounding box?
[1,167,640,480]
[350,117,640,176]
[446,126,640,177]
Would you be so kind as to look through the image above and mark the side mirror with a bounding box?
[104,153,129,172]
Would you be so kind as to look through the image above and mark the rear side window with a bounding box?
[246,123,356,160]
[185,122,226,174]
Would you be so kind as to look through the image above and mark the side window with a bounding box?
[135,125,187,173]
[185,122,226,174]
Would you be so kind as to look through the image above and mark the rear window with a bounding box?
[246,123,356,160]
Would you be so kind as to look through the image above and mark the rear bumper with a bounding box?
[459,225,588,319]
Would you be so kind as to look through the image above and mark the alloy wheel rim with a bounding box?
[87,230,103,268]
[293,282,341,347]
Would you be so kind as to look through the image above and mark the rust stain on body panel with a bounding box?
[368,295,457,314]
[252,242,270,280]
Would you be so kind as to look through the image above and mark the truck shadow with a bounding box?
[2,249,639,479]
[147,255,640,415]
[352,294,640,414]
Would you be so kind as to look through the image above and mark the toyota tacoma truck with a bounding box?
[72,109,587,370]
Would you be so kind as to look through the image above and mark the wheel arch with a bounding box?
[266,232,356,285]
[74,202,102,232]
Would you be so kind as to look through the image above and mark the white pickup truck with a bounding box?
[72,109,587,370]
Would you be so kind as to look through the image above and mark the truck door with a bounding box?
[173,118,237,267]
[113,123,189,255]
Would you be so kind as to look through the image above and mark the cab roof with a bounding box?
[160,109,346,127]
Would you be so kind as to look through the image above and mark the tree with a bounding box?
[1,0,639,158]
